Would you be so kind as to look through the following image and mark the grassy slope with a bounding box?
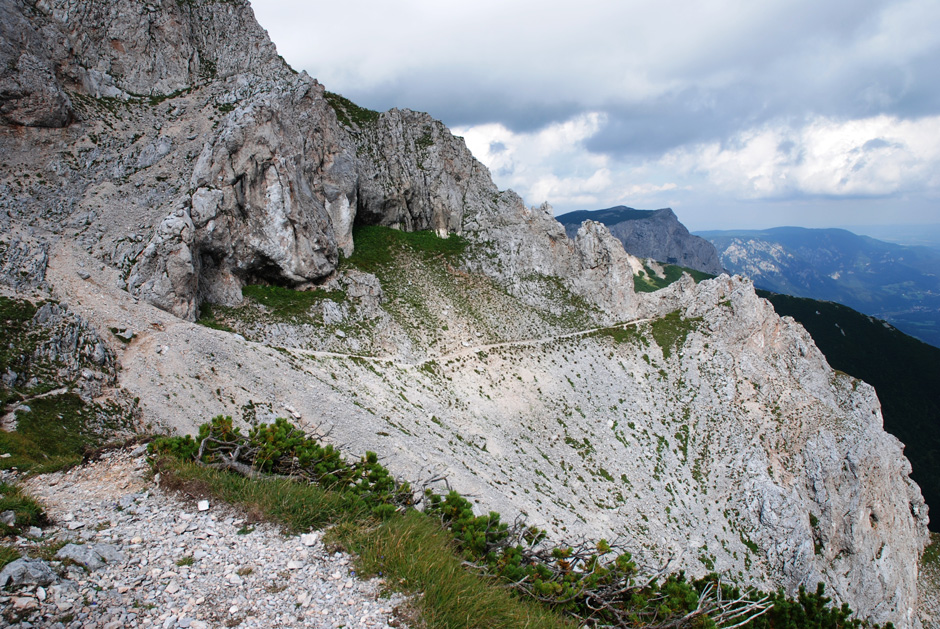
[0,296,131,473]
[760,291,940,531]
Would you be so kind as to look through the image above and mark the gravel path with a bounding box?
[1,448,410,628]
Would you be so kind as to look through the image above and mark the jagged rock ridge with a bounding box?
[557,206,725,275]
[0,1,930,626]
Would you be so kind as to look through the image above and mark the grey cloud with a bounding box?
[861,138,901,151]
[252,0,940,226]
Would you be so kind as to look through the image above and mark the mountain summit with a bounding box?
[557,206,725,275]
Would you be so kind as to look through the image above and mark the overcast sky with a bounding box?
[251,0,940,231]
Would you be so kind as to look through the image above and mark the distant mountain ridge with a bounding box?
[557,206,725,275]
[698,226,940,348]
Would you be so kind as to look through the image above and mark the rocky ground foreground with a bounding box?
[0,447,409,628]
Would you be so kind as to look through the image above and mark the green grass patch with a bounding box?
[590,324,642,345]
[0,545,20,569]
[634,263,715,293]
[0,296,41,410]
[342,510,568,628]
[649,310,703,359]
[323,91,381,129]
[0,393,126,473]
[241,284,346,320]
[0,482,47,535]
[342,225,468,274]
[923,532,940,568]
[194,303,236,333]
[154,457,370,533]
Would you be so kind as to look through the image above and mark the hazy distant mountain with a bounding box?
[842,223,940,249]
[698,226,940,348]
[557,206,724,275]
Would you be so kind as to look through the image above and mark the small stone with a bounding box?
[68,521,85,530]
[11,596,38,610]
[55,543,125,571]
[131,537,143,544]
[77,270,91,280]
[166,580,180,594]
[27,526,42,538]
[226,573,242,585]
[0,558,56,588]
[300,533,318,546]
[287,560,303,570]
[0,510,15,526]
[197,500,209,511]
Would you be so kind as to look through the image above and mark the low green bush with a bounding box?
[152,417,893,629]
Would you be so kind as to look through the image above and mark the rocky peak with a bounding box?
[557,206,725,275]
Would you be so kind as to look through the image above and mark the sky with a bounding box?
[250,0,940,232]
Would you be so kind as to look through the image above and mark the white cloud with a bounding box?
[454,113,619,207]
[454,113,685,210]
[667,115,940,199]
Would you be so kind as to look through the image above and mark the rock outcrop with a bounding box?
[0,0,930,626]
[558,206,725,275]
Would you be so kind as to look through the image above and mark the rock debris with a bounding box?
[0,448,409,628]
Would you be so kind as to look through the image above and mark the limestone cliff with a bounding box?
[0,0,930,626]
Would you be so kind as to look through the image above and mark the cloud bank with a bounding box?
[252,0,940,228]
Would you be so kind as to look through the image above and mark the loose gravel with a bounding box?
[0,447,410,628]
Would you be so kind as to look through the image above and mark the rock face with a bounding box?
[0,0,930,626]
[557,206,725,275]
[0,0,73,127]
